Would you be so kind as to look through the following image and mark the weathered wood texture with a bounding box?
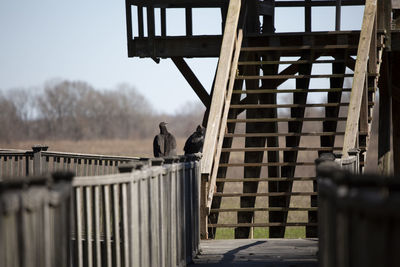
[0,146,140,180]
[189,239,318,266]
[0,173,74,267]
[318,164,400,267]
[71,156,201,267]
[342,0,377,157]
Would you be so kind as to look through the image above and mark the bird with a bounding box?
[153,122,177,157]
[184,125,205,155]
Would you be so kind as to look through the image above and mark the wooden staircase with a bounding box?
[204,30,385,239]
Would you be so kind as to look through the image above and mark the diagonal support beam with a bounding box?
[172,57,211,107]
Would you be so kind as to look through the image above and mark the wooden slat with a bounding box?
[208,222,318,227]
[230,103,349,109]
[103,185,112,267]
[219,162,315,167]
[225,132,344,137]
[210,207,318,212]
[94,186,101,267]
[232,88,353,94]
[213,192,317,197]
[236,74,353,80]
[221,146,342,152]
[216,177,316,182]
[227,117,348,123]
[113,184,121,267]
[75,187,83,267]
[241,44,357,52]
[85,187,93,267]
[201,0,241,176]
[238,59,347,65]
[342,0,377,156]
[121,184,129,267]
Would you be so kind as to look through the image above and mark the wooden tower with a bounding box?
[125,0,400,239]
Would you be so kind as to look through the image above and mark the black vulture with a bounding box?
[184,125,205,155]
[153,122,177,157]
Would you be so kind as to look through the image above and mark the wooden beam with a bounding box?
[336,0,342,31]
[201,0,241,176]
[342,0,377,157]
[129,36,222,58]
[171,57,210,107]
[185,8,193,36]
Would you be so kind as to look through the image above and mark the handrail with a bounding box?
[342,0,377,157]
[200,0,241,180]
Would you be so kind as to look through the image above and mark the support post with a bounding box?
[32,145,48,176]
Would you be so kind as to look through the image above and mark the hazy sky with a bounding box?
[0,1,363,114]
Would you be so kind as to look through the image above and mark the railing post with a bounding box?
[32,145,48,176]
[200,174,208,239]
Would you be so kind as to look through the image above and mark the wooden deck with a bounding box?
[190,239,318,267]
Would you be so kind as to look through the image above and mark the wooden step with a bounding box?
[224,132,344,137]
[240,44,358,52]
[219,162,315,167]
[210,207,318,213]
[229,103,349,109]
[237,59,348,66]
[208,222,317,228]
[221,147,341,152]
[232,88,375,94]
[213,192,317,197]
[236,74,354,80]
[227,117,348,123]
[216,177,316,182]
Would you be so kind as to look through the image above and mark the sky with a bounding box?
[0,1,363,114]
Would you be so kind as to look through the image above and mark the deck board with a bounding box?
[190,239,318,266]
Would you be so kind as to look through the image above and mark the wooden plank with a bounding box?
[221,147,343,152]
[216,177,316,182]
[227,117,348,123]
[208,222,318,227]
[113,184,121,267]
[219,162,315,167]
[214,192,317,197]
[94,186,102,267]
[240,44,357,52]
[85,187,93,267]
[121,184,129,267]
[137,6,144,37]
[238,59,347,65]
[103,185,112,267]
[336,0,342,30]
[206,30,243,211]
[342,0,377,156]
[233,88,353,94]
[230,103,349,109]
[171,57,210,107]
[305,0,312,32]
[201,0,241,176]
[75,187,83,267]
[237,73,354,80]
[210,207,318,212]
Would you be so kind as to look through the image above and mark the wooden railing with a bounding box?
[71,155,201,267]
[199,0,242,238]
[317,162,400,267]
[342,0,378,157]
[0,145,140,180]
[0,172,74,267]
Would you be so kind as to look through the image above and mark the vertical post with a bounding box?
[335,0,342,31]
[305,0,312,32]
[161,8,166,37]
[32,145,48,176]
[200,174,208,239]
[185,8,193,36]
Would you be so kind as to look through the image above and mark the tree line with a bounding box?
[0,80,205,143]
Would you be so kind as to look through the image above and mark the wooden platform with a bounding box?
[190,239,318,266]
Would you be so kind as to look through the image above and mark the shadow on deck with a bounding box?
[190,239,318,267]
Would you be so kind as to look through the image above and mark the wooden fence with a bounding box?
[317,162,400,267]
[0,172,74,267]
[0,145,141,180]
[71,155,201,267]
